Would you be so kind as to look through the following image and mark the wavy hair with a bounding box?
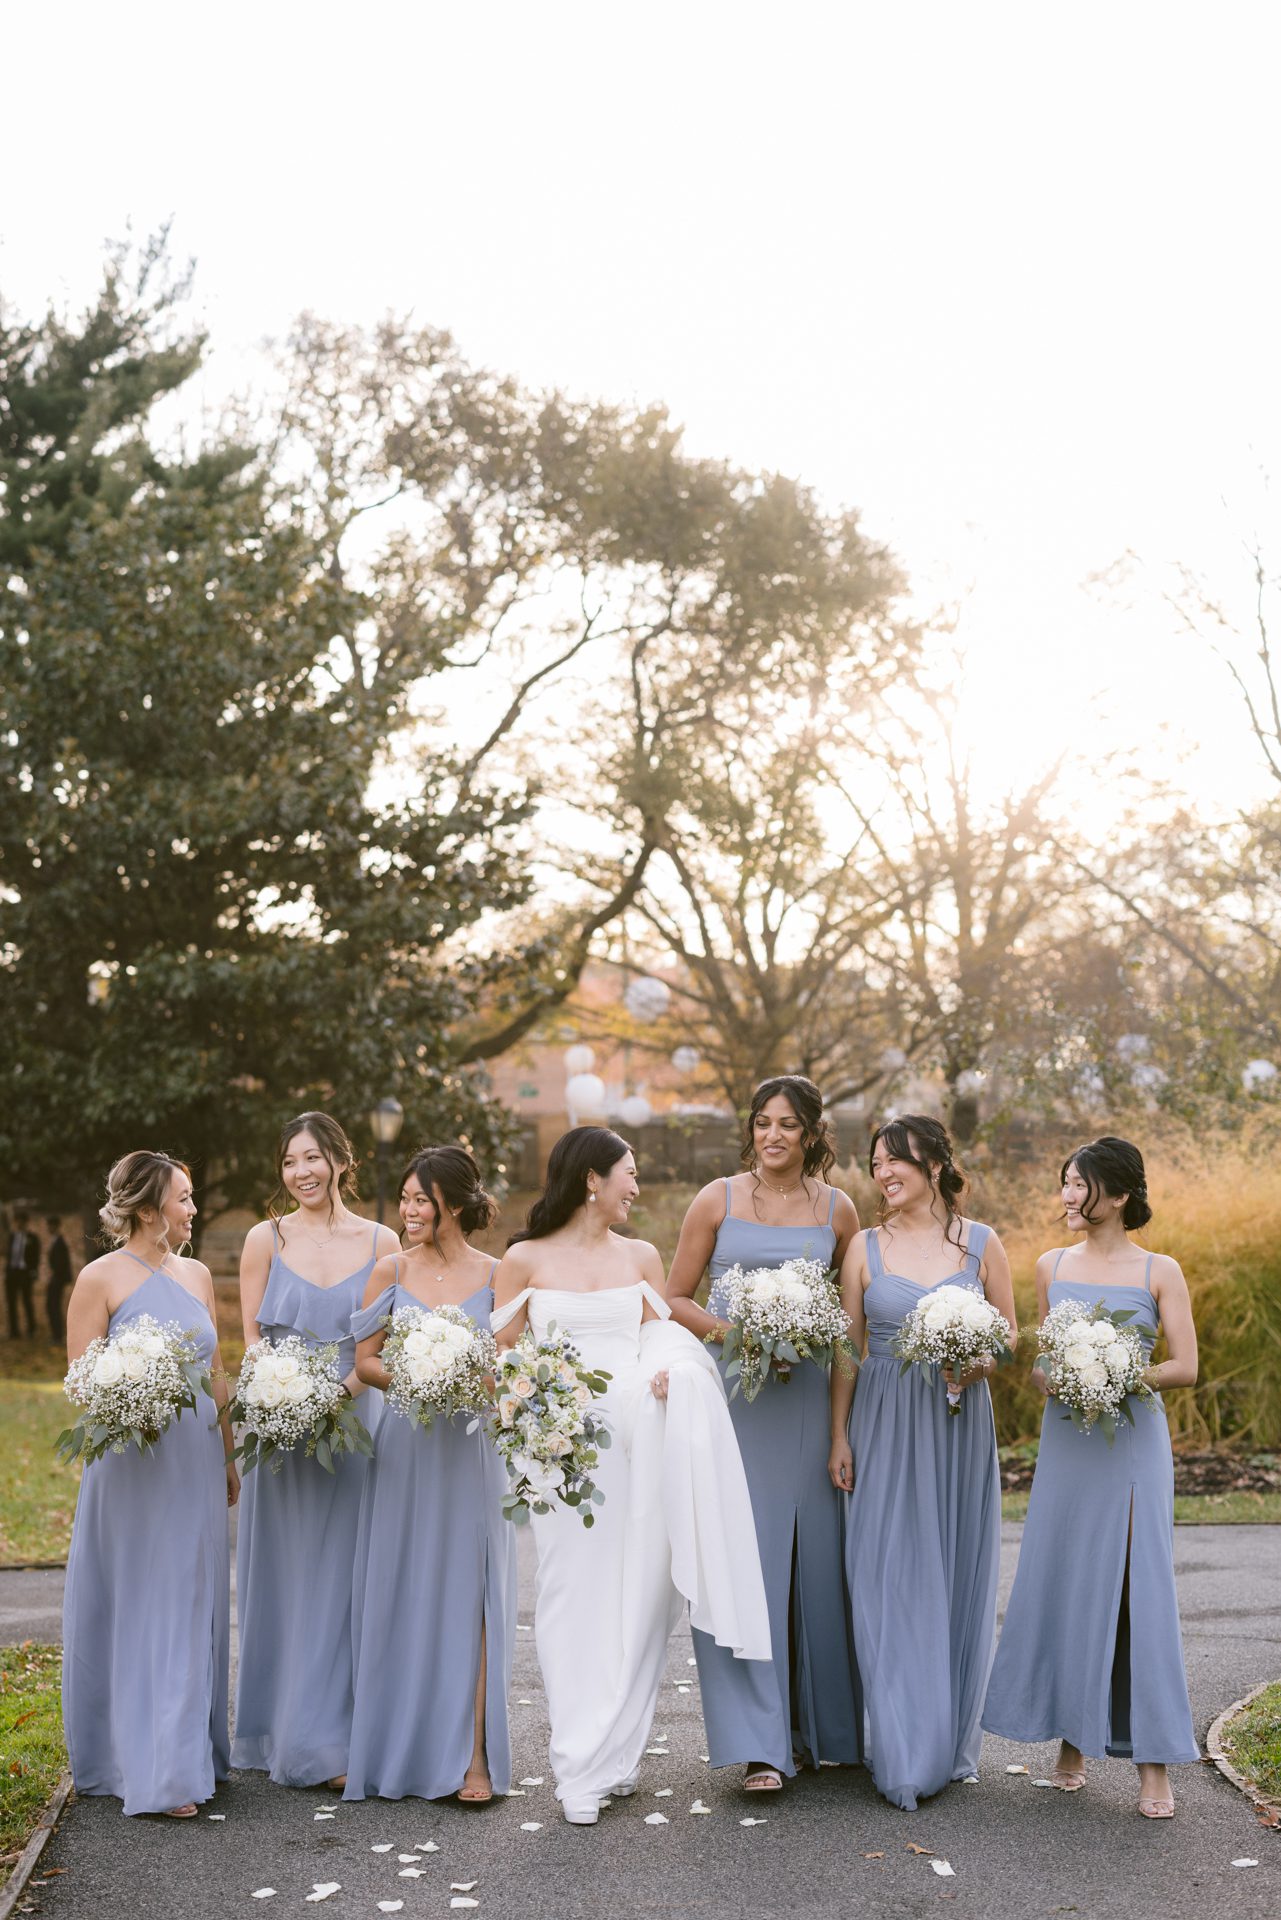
[268,1111,359,1226]
[99,1150,191,1256]
[508,1127,632,1245]
[869,1113,967,1253]
[740,1073,836,1188]
[401,1144,498,1255]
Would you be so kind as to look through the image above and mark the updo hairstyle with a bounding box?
[401,1144,498,1252]
[869,1114,967,1250]
[740,1073,836,1182]
[509,1127,631,1245]
[269,1110,359,1224]
[1060,1135,1152,1230]
[99,1150,191,1254]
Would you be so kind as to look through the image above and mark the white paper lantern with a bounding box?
[879,1047,907,1073]
[955,1069,986,1099]
[565,1072,606,1117]
[619,1094,654,1129]
[671,1045,701,1075]
[1131,1063,1167,1096]
[1242,1058,1278,1093]
[624,976,671,1022]
[564,1043,596,1075]
[1116,1033,1150,1062]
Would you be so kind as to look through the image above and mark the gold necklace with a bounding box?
[757,1171,805,1196]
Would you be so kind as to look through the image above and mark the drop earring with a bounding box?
[587,1190,597,1204]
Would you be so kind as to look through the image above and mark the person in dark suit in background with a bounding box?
[45,1216,72,1344]
[5,1211,39,1338]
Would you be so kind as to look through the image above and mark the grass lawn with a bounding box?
[0,1384,79,1568]
[1219,1679,1281,1803]
[1000,1488,1281,1525]
[0,1644,64,1884]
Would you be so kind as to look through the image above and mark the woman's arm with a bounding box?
[491,1244,535,1351]
[239,1220,274,1346]
[192,1259,240,1508]
[1145,1256,1198,1390]
[828,1232,869,1489]
[945,1227,1017,1391]
[830,1188,861,1267]
[665,1184,728,1342]
[353,1254,400,1391]
[344,1223,397,1399]
[64,1260,112,1363]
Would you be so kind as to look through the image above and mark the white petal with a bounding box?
[398,1868,424,1878]
[451,1885,478,1893]
[316,1803,339,1812]
[520,1821,542,1831]
[1005,1764,1028,1775]
[251,1895,276,1903]
[415,1841,440,1853]
[370,1844,393,1853]
[305,1890,341,1905]
[206,1813,226,1820]
[931,1861,956,1878]
[699,1754,709,1763]
[505,1789,526,1796]
[397,1854,419,1863]
[517,1698,532,1705]
[689,1801,711,1814]
[1232,1859,1259,1868]
[644,1812,669,1825]
[519,1776,544,1785]
[450,1903,480,1911]
[686,1657,697,1666]
[961,1774,979,1784]
[645,1746,668,1756]
[516,1623,531,1631]
[378,1905,405,1914]
[654,1788,673,1798]
[1031,1777,1054,1788]
[740,1817,767,1826]
[313,1812,336,1821]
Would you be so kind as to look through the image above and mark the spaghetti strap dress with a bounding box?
[690,1181,861,1775]
[62,1259,231,1814]
[845,1223,1002,1809]
[344,1264,515,1801]
[232,1221,383,1786]
[982,1252,1198,1763]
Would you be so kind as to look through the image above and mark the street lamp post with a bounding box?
[369,1097,405,1225]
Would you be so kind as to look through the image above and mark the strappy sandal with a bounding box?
[457,1767,493,1806]
[163,1803,199,1819]
[1138,1796,1174,1819]
[1050,1767,1087,1791]
[743,1766,783,1792]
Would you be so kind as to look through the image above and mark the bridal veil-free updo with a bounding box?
[740,1073,836,1181]
[401,1144,498,1243]
[509,1127,632,1245]
[1061,1135,1153,1230]
[99,1150,191,1252]
[869,1113,968,1250]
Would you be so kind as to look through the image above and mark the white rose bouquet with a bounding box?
[893,1283,1013,1414]
[228,1334,373,1474]
[716,1257,853,1402]
[488,1325,611,1527]
[380,1303,497,1432]
[1036,1299,1157,1442]
[57,1314,207,1465]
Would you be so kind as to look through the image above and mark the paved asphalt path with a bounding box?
[6,1523,1278,1920]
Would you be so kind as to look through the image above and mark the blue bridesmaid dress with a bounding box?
[982,1254,1198,1764]
[232,1221,382,1786]
[344,1267,515,1801]
[690,1182,861,1776]
[62,1258,230,1814]
[845,1223,1002,1809]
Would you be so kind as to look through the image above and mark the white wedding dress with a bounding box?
[491,1281,770,1819]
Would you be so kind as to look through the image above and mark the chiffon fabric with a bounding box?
[982,1256,1199,1764]
[62,1259,231,1815]
[692,1182,861,1775]
[232,1222,382,1785]
[343,1272,516,1801]
[845,1223,1002,1810]
[491,1281,769,1817]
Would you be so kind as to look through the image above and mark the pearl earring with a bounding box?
[587,1190,597,1204]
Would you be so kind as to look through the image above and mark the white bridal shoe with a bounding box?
[563,1801,600,1825]
[607,1775,638,1798]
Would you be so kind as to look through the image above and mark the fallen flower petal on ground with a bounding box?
[250,1894,276,1903]
[450,1902,479,1911]
[862,1852,883,1860]
[905,1844,933,1856]
[304,1889,341,1905]
[370,1844,393,1853]
[931,1860,956,1877]
[207,1813,226,1820]
[689,1801,710,1815]
[397,1854,419,1863]
[1031,1778,1053,1788]
[519,1776,544,1785]
[519,1822,542,1831]
[450,1884,478,1892]
[313,1812,335,1821]
[377,1905,404,1914]
[740,1817,767,1827]
[415,1841,440,1853]
[1232,1859,1259,1868]
[645,1813,669,1825]
[654,1788,673,1798]
[1005,1764,1027,1775]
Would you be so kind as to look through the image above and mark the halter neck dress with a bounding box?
[844,1222,1002,1809]
[983,1252,1198,1764]
[62,1259,231,1814]
[232,1219,383,1786]
[690,1182,861,1776]
[344,1264,515,1801]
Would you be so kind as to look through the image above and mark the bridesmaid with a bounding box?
[233,1112,399,1788]
[62,1151,238,1817]
[668,1074,862,1791]
[344,1146,515,1805]
[829,1114,1015,1810]
[982,1136,1199,1817]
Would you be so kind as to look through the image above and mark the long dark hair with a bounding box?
[740,1074,836,1183]
[869,1113,967,1252]
[1061,1135,1152,1230]
[401,1144,497,1255]
[269,1111,359,1226]
[508,1127,632,1245]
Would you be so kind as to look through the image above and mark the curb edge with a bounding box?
[0,1773,73,1920]
[1205,1679,1281,1825]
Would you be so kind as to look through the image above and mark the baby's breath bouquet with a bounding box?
[488,1325,611,1527]
[893,1283,1012,1414]
[229,1334,372,1475]
[717,1257,853,1402]
[57,1315,207,1464]
[1036,1299,1157,1442]
[380,1302,497,1432]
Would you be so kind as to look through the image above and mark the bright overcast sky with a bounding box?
[5,1,1279,815]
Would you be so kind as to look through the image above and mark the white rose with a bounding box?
[284,1372,312,1405]
[273,1353,302,1382]
[498,1394,520,1427]
[1105,1345,1130,1379]
[403,1328,434,1358]
[122,1348,148,1382]
[545,1431,572,1457]
[406,1355,436,1388]
[256,1373,287,1410]
[1064,1341,1094,1370]
[777,1279,810,1310]
[252,1351,281,1385]
[750,1276,780,1301]
[922,1300,953,1332]
[959,1295,993,1332]
[573,1384,592,1407]
[93,1347,125,1388]
[1079,1361,1109,1390]
[138,1331,167,1359]
[1086,1322,1114,1347]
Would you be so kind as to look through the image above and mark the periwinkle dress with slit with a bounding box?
[343,1268,515,1801]
[982,1255,1198,1764]
[690,1183,861,1775]
[845,1223,1002,1810]
[232,1222,382,1786]
[62,1259,231,1814]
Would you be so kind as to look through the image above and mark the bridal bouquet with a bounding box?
[1036,1298,1157,1441]
[893,1284,1012,1414]
[380,1302,497,1431]
[57,1314,207,1464]
[489,1326,611,1527]
[228,1335,373,1474]
[716,1257,853,1402]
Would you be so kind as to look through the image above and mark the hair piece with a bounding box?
[509,1127,632,1245]
[869,1113,967,1252]
[269,1111,358,1226]
[1060,1135,1152,1231]
[400,1144,498,1255]
[739,1074,836,1190]
[99,1150,191,1255]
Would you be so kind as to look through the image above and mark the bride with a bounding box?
[492,1126,771,1825]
